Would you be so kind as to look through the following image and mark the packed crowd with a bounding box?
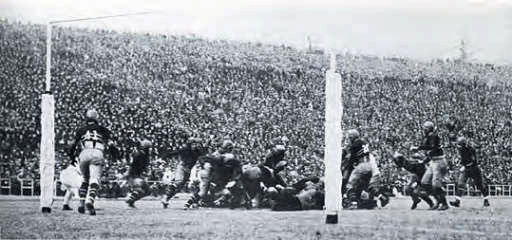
[1,20,511,194]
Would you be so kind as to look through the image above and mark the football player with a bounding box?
[184,140,244,209]
[161,137,206,208]
[344,129,389,209]
[410,121,449,210]
[269,177,324,211]
[124,139,152,208]
[69,109,116,215]
[241,161,288,208]
[449,137,490,207]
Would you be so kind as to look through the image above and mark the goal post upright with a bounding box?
[40,22,55,213]
[324,51,343,224]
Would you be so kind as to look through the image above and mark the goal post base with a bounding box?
[325,212,338,224]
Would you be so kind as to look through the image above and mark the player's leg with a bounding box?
[62,187,74,211]
[341,168,352,197]
[163,162,191,207]
[367,163,389,208]
[470,167,490,207]
[419,164,437,209]
[431,158,449,210]
[78,153,91,214]
[86,154,104,215]
[346,164,367,209]
[450,168,468,207]
[405,175,421,209]
[185,162,211,209]
[126,178,150,207]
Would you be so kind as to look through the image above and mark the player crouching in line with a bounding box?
[59,161,83,211]
[241,161,288,208]
[70,109,116,215]
[392,152,435,209]
[449,137,490,207]
[269,177,324,211]
[345,129,389,210]
[124,139,153,208]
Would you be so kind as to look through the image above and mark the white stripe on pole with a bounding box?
[324,51,343,224]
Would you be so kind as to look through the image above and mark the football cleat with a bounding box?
[483,199,490,207]
[86,202,96,216]
[126,199,136,208]
[161,202,169,209]
[379,195,390,208]
[78,206,85,214]
[411,198,421,210]
[449,199,460,207]
[62,204,73,211]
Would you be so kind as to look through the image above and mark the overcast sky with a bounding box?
[1,0,511,64]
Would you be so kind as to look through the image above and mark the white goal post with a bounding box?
[324,52,343,224]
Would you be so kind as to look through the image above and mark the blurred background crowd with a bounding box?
[1,20,511,196]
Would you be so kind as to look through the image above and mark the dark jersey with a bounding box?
[458,145,478,167]
[401,161,427,180]
[71,120,112,157]
[259,165,287,188]
[418,132,443,157]
[263,146,286,169]
[128,150,150,177]
[348,138,370,165]
[178,147,206,169]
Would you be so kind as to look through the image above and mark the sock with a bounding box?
[165,184,177,201]
[63,190,72,205]
[87,183,99,204]
[79,182,89,206]
[185,193,200,207]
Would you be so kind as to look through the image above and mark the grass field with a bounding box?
[0,195,511,239]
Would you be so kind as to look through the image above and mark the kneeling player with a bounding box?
[125,139,152,208]
[449,137,490,207]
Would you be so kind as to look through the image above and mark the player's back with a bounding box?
[76,123,112,152]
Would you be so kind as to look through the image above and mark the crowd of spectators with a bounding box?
[1,19,511,196]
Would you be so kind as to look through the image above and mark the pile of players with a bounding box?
[59,110,489,215]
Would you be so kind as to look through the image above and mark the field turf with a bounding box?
[0,195,511,239]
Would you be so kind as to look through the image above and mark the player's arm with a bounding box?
[416,135,440,151]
